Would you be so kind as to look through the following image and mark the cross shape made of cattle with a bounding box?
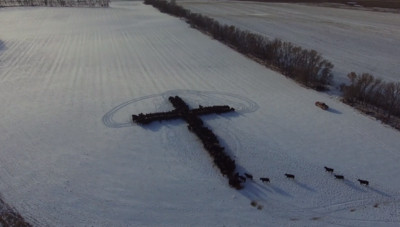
[132,96,244,189]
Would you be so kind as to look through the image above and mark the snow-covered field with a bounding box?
[177,0,400,85]
[1,1,400,226]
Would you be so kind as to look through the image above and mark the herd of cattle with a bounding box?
[132,96,369,190]
[132,99,235,125]
[237,166,369,187]
[132,96,243,189]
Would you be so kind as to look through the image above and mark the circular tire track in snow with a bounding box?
[102,89,259,128]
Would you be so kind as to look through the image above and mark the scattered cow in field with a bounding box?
[358,179,369,186]
[334,174,344,180]
[229,175,243,190]
[260,177,270,183]
[244,173,253,180]
[315,101,329,110]
[324,166,334,173]
[285,174,295,179]
[234,173,246,183]
[239,176,246,182]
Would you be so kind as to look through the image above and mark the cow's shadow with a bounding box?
[327,108,342,114]
[0,40,5,52]
[234,165,293,201]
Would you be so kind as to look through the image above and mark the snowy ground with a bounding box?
[1,1,400,226]
[177,0,400,85]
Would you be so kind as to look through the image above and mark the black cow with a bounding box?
[260,177,270,183]
[234,173,246,183]
[334,174,344,180]
[244,173,253,180]
[285,174,295,179]
[324,166,334,173]
[357,179,369,186]
[239,176,246,182]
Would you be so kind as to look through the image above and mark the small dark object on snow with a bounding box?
[358,179,369,186]
[234,172,246,183]
[334,174,344,180]
[285,174,295,179]
[324,166,334,173]
[315,101,329,110]
[260,177,270,183]
[244,173,253,180]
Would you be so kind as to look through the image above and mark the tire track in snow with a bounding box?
[233,146,399,226]
[260,180,399,225]
[318,195,400,224]
[0,38,33,80]
[0,39,19,72]
[120,29,167,92]
[2,32,47,81]
[250,185,400,226]
[158,24,261,92]
[115,31,157,95]
[122,30,152,81]
[67,32,91,109]
[140,28,189,90]
[40,35,71,94]
[33,36,57,81]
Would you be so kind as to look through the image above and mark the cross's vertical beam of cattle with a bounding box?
[132,96,244,189]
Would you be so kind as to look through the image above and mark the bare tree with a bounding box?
[383,82,400,119]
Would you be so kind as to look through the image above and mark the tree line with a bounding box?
[145,0,400,129]
[342,72,400,121]
[144,0,334,90]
